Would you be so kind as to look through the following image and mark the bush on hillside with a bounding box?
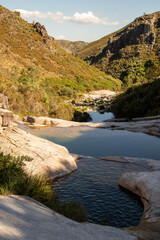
[0,152,87,222]
[111,78,160,119]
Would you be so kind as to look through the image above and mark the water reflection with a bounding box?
[29,127,160,160]
[88,111,114,123]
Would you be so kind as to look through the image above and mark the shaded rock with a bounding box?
[0,195,137,240]
[0,127,77,179]
[33,22,48,37]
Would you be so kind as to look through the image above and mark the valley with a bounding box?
[0,3,160,240]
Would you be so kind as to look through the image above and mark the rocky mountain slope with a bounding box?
[0,5,121,119]
[78,11,160,87]
[55,40,88,54]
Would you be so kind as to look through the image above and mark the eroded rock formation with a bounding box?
[0,94,13,128]
[32,21,54,44]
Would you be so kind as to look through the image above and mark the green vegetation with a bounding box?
[111,78,160,119]
[0,152,87,222]
[0,5,121,119]
[78,11,160,89]
[119,58,160,88]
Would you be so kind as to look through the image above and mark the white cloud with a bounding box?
[16,9,119,26]
[56,35,66,40]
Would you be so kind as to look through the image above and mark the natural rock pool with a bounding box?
[29,126,160,159]
[54,157,150,228]
[26,119,160,228]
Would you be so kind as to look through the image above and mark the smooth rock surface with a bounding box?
[23,116,102,128]
[0,195,137,240]
[119,171,160,239]
[23,116,160,137]
[0,127,77,179]
[0,108,13,127]
[119,171,160,223]
[99,156,160,170]
[13,114,21,122]
[103,119,160,137]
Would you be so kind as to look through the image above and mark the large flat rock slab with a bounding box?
[103,119,160,137]
[0,127,77,179]
[0,195,137,240]
[23,116,103,128]
[22,115,160,138]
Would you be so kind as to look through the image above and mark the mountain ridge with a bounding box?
[78,11,160,87]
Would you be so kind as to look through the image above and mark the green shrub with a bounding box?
[0,152,87,222]
[112,78,160,118]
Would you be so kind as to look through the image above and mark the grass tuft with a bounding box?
[0,152,87,222]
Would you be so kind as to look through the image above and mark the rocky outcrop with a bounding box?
[103,118,160,138]
[32,21,54,44]
[22,115,160,137]
[97,156,160,239]
[0,127,77,179]
[85,13,157,64]
[0,94,13,128]
[0,108,13,128]
[33,22,48,37]
[82,90,117,101]
[22,116,102,128]
[119,171,160,240]
[0,195,137,240]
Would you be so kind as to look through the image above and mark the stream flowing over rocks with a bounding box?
[0,93,160,239]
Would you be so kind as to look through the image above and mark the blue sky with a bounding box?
[1,0,160,42]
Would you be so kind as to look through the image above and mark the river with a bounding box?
[25,112,160,228]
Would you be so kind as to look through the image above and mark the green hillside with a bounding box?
[55,40,88,54]
[111,78,160,119]
[78,11,160,88]
[0,5,121,119]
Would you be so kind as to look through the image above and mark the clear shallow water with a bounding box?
[24,124,160,228]
[54,158,150,228]
[29,127,160,160]
[88,111,114,123]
